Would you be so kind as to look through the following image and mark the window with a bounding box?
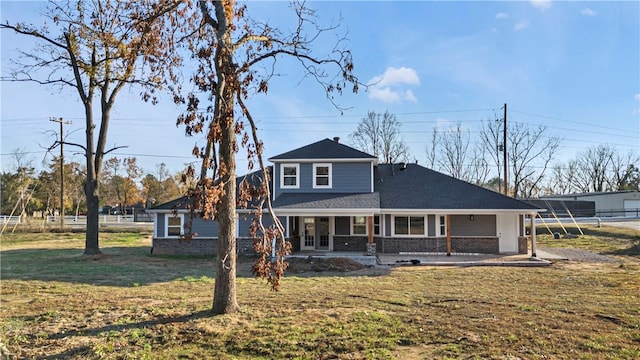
[374,215,381,235]
[313,163,332,188]
[394,216,425,236]
[439,216,446,236]
[352,216,367,235]
[166,214,183,237]
[281,164,299,189]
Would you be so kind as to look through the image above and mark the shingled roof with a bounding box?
[269,138,377,161]
[150,167,272,211]
[374,163,541,211]
[272,192,380,209]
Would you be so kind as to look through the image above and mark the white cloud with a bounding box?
[367,67,419,103]
[495,12,509,19]
[634,93,640,101]
[581,8,597,16]
[515,20,530,31]
[530,0,552,11]
[368,66,419,87]
[403,89,417,102]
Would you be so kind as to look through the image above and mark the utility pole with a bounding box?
[503,103,508,196]
[50,117,72,229]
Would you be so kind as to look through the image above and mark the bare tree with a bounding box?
[425,124,489,184]
[479,118,560,198]
[545,163,576,195]
[507,122,561,198]
[1,0,182,254]
[438,123,471,179]
[425,128,438,169]
[176,0,359,314]
[467,151,491,186]
[350,111,410,163]
[572,144,615,192]
[609,149,640,191]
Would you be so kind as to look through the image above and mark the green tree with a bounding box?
[2,0,183,254]
[102,157,142,213]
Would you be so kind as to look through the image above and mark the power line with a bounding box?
[510,109,631,133]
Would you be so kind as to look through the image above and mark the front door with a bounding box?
[301,217,315,251]
[497,214,518,253]
[316,217,330,250]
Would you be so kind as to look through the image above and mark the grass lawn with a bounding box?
[1,225,639,359]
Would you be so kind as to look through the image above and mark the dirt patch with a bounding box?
[286,257,368,273]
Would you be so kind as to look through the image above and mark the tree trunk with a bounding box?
[84,177,102,255]
[212,108,240,314]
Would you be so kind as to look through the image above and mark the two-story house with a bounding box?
[148,138,542,257]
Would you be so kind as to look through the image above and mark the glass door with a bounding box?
[301,217,315,251]
[316,217,330,250]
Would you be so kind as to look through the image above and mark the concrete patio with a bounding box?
[287,251,554,267]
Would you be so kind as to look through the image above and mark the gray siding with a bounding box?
[335,216,350,235]
[156,214,165,236]
[427,215,435,236]
[274,161,372,195]
[384,214,391,236]
[192,217,220,237]
[237,214,278,238]
[450,215,496,237]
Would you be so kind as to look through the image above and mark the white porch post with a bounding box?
[530,212,537,258]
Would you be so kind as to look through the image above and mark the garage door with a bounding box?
[624,200,640,217]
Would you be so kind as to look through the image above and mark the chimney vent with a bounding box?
[400,162,407,170]
[333,137,340,143]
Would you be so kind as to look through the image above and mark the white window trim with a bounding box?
[165,213,184,238]
[350,216,367,235]
[392,215,426,237]
[438,215,447,237]
[373,215,381,236]
[313,163,332,189]
[280,163,300,189]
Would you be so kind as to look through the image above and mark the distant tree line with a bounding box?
[350,111,639,198]
[0,151,185,217]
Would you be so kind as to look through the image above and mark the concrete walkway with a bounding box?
[377,253,551,267]
[289,251,553,267]
[536,249,568,260]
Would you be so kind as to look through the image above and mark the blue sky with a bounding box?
[1,0,639,178]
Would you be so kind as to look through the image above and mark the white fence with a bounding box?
[0,215,22,224]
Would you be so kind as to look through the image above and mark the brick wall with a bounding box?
[152,237,255,256]
[333,236,368,252]
[377,237,500,254]
[518,236,528,254]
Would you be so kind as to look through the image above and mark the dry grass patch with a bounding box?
[1,229,639,359]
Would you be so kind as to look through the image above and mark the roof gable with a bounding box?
[269,138,376,161]
[375,164,541,211]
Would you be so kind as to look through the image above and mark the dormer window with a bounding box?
[281,164,299,189]
[313,163,332,189]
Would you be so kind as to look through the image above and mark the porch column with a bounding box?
[446,214,451,256]
[530,212,537,258]
[366,216,376,256]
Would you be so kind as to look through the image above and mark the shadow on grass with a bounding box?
[1,246,388,287]
[38,310,212,360]
[1,246,216,286]
[604,242,640,257]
